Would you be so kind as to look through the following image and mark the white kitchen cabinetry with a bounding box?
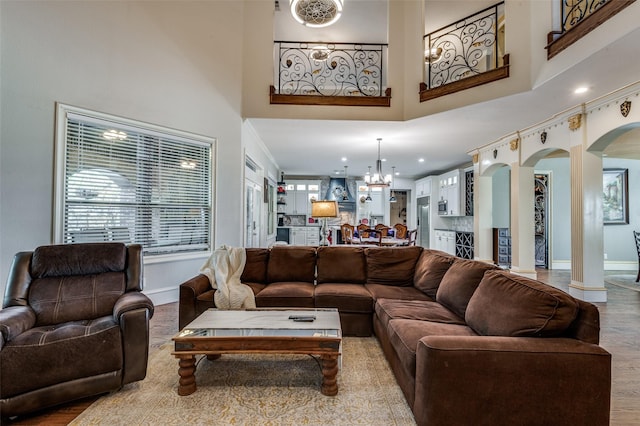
[434,230,456,255]
[290,227,320,246]
[415,177,431,198]
[306,227,320,245]
[438,170,462,216]
[284,181,320,216]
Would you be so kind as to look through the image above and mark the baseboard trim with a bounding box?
[551,260,637,271]
[143,287,179,306]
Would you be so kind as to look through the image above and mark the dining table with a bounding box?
[356,237,409,247]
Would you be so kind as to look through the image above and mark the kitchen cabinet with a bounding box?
[434,230,456,255]
[438,170,462,216]
[289,227,320,246]
[284,181,320,215]
[415,177,431,198]
[357,186,384,222]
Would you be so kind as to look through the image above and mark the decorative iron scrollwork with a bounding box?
[423,2,505,90]
[275,41,386,97]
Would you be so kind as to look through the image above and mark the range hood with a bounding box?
[325,177,356,203]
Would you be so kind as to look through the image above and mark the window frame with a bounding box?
[54,103,216,262]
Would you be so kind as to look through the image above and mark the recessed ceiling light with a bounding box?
[418,158,425,163]
[341,157,347,162]
[574,86,589,94]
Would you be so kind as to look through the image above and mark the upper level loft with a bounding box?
[242,0,638,119]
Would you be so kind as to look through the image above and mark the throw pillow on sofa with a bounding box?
[365,247,423,287]
[465,270,580,337]
[413,249,455,298]
[435,258,498,319]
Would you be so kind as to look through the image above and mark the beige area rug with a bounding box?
[70,337,416,425]
[605,274,640,292]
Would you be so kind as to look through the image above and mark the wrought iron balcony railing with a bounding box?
[420,1,509,102]
[546,0,636,59]
[270,41,391,107]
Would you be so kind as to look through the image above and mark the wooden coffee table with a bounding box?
[172,308,342,396]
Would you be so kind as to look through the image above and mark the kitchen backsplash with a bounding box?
[441,216,474,232]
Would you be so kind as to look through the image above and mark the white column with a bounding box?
[510,162,536,279]
[569,145,607,302]
[473,164,493,263]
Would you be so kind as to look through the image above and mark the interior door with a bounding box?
[245,181,261,248]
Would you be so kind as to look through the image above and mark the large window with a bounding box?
[55,104,214,257]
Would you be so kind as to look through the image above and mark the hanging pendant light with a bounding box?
[365,166,373,202]
[342,165,349,201]
[389,166,397,203]
[365,138,392,188]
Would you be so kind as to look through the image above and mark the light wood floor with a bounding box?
[6,270,640,425]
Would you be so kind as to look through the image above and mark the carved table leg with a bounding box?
[320,354,339,396]
[177,355,197,396]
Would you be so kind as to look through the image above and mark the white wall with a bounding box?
[0,1,246,303]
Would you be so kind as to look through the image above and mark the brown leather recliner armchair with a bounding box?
[0,243,154,419]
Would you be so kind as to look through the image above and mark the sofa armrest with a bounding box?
[413,336,611,426]
[113,291,155,320]
[0,306,36,349]
[179,274,211,329]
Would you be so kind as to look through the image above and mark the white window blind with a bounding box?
[55,104,214,256]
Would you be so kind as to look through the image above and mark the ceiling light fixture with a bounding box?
[574,86,589,94]
[290,0,343,28]
[365,138,392,188]
[389,166,397,203]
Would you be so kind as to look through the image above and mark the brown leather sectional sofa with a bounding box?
[179,245,612,425]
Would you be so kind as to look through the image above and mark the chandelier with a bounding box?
[365,138,391,188]
[290,0,344,28]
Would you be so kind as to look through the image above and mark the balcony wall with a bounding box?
[242,0,640,123]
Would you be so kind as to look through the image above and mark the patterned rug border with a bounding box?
[70,337,416,426]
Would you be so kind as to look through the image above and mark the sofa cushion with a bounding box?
[316,246,366,284]
[31,243,127,278]
[465,270,580,337]
[255,282,315,308]
[387,319,477,378]
[266,246,316,284]
[365,284,432,302]
[436,258,498,319]
[413,250,455,298]
[0,317,122,398]
[314,283,373,313]
[29,272,126,326]
[365,247,423,287]
[375,299,465,329]
[241,248,270,284]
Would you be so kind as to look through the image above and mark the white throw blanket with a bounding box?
[199,246,256,310]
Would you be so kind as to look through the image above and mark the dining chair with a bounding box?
[375,224,390,237]
[357,224,371,238]
[360,228,382,246]
[341,223,355,244]
[634,230,640,282]
[407,229,418,246]
[393,223,408,239]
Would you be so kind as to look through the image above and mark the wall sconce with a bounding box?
[425,47,443,63]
